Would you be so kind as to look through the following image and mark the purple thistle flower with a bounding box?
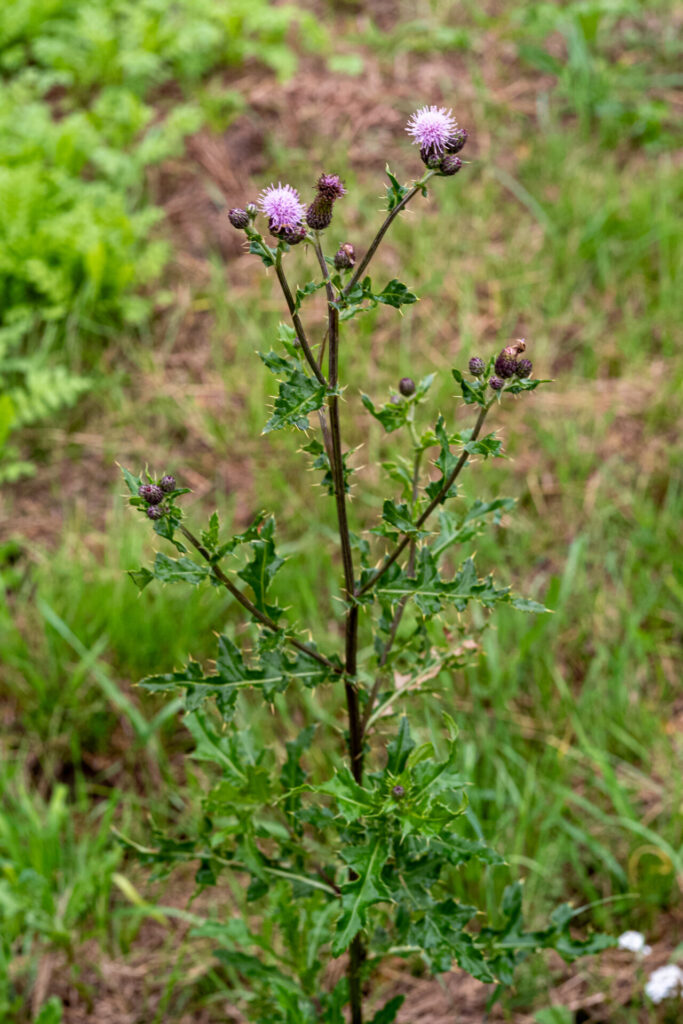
[315,173,346,199]
[258,183,306,232]
[406,105,458,156]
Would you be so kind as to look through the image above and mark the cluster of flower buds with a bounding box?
[406,106,468,175]
[138,475,176,520]
[469,340,533,392]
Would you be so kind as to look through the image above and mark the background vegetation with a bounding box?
[1,0,681,1021]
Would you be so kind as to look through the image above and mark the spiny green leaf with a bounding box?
[361,392,409,433]
[315,767,380,823]
[452,367,488,406]
[386,717,415,774]
[385,165,409,211]
[333,837,393,955]
[153,552,209,585]
[375,499,430,541]
[237,516,284,616]
[376,279,418,308]
[260,350,326,432]
[425,415,460,501]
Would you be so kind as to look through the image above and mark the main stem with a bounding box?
[321,239,365,1024]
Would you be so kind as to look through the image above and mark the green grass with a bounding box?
[1,0,682,1019]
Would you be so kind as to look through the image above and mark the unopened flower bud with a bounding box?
[392,785,405,799]
[399,377,416,397]
[306,196,333,231]
[494,351,517,379]
[489,376,504,391]
[439,155,462,176]
[333,243,355,270]
[138,484,164,505]
[228,208,249,230]
[469,357,485,376]
[271,222,307,245]
[146,505,164,520]
[445,127,468,154]
[420,146,443,169]
[516,359,533,378]
[245,203,258,219]
[159,475,176,493]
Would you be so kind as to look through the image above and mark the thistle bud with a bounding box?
[146,505,164,521]
[333,243,355,270]
[306,196,333,231]
[439,155,462,176]
[228,208,249,230]
[468,357,485,376]
[138,484,164,505]
[398,377,416,397]
[516,359,533,378]
[445,127,468,154]
[271,222,307,245]
[420,146,443,169]
[159,475,176,493]
[489,376,504,391]
[494,351,517,379]
[392,785,405,799]
[246,203,258,219]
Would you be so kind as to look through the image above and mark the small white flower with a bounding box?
[645,964,683,1004]
[617,930,652,955]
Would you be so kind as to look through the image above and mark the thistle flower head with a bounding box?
[495,351,517,379]
[159,475,176,492]
[439,155,462,176]
[138,484,164,505]
[315,173,346,199]
[406,105,458,156]
[469,357,485,376]
[489,376,504,391]
[258,183,306,232]
[399,377,416,397]
[516,359,533,379]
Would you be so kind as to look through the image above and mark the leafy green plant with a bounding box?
[0,769,120,1019]
[0,0,325,481]
[121,108,613,1021]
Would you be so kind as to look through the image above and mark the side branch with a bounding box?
[343,171,434,296]
[179,524,341,676]
[274,252,328,387]
[356,404,490,599]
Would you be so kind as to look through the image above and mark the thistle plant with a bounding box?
[121,106,611,1022]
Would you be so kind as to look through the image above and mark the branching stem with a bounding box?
[274,250,328,387]
[356,404,490,599]
[178,524,340,675]
[343,171,434,296]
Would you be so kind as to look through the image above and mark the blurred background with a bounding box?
[0,0,681,1021]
